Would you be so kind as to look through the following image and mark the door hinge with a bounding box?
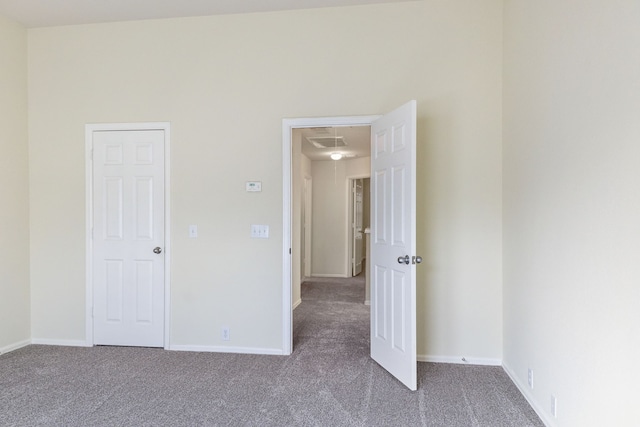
[289,248,292,255]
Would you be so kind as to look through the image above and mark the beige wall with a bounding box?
[0,15,29,352]
[310,157,370,276]
[27,1,503,359]
[9,1,638,422]
[503,1,640,425]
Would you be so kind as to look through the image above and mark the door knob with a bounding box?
[397,255,410,265]
[412,256,423,265]
[153,247,162,254]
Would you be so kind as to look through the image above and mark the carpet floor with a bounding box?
[0,276,543,426]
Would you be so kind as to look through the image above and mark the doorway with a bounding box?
[283,101,418,390]
[289,122,373,364]
[282,115,379,356]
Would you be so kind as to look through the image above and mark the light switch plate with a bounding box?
[251,224,269,238]
[246,181,262,192]
[189,225,198,238]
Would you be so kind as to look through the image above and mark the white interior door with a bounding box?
[92,129,165,347]
[352,179,364,276]
[370,100,418,390]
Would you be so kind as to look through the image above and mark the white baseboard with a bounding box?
[0,339,31,355]
[310,273,348,278]
[503,362,554,427]
[364,300,370,306]
[170,344,284,355]
[292,298,302,310]
[31,338,92,347]
[418,354,502,366]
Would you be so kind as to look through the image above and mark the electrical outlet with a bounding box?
[551,395,557,418]
[222,327,230,341]
[527,368,534,389]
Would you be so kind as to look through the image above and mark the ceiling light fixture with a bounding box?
[330,153,343,161]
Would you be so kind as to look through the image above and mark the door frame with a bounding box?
[282,115,379,355]
[346,175,369,277]
[85,122,172,349]
[302,175,312,279]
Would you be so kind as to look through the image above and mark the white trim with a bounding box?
[364,300,371,306]
[346,174,370,277]
[85,126,93,346]
[309,273,349,278]
[292,298,302,310]
[302,176,313,278]
[170,345,284,356]
[0,339,31,355]
[85,122,171,349]
[31,339,92,347]
[503,362,555,427]
[283,115,381,356]
[163,125,172,350]
[417,354,502,366]
[282,120,293,355]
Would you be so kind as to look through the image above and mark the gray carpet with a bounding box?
[0,276,543,426]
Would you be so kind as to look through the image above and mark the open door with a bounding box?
[370,100,418,390]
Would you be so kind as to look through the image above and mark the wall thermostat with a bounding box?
[246,181,262,192]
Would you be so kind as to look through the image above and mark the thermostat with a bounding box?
[246,181,262,192]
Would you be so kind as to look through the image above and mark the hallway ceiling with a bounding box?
[299,126,371,161]
[0,0,416,28]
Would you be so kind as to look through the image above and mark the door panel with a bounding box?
[93,129,165,347]
[104,177,124,239]
[106,260,124,321]
[134,260,154,322]
[374,170,387,244]
[392,270,406,351]
[370,100,417,390]
[374,264,388,339]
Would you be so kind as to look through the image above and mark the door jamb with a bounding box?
[346,175,369,277]
[85,122,172,349]
[302,176,312,279]
[282,115,379,355]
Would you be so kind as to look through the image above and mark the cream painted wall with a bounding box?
[310,157,370,276]
[0,15,29,352]
[503,1,640,426]
[27,1,503,358]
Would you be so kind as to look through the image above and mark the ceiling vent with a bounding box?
[309,127,332,135]
[305,136,347,149]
